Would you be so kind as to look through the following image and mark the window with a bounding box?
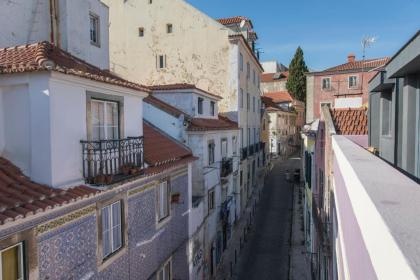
[253,128,256,144]
[157,259,172,280]
[198,97,204,115]
[138,27,144,37]
[253,70,256,84]
[90,13,100,46]
[166,24,173,34]
[208,189,215,211]
[232,136,237,155]
[149,0,153,3]
[322,78,331,90]
[240,171,243,186]
[241,128,244,148]
[253,96,255,112]
[210,101,215,116]
[246,62,250,79]
[381,92,392,136]
[239,53,244,71]
[157,181,170,221]
[247,93,250,111]
[1,243,24,280]
[102,201,123,259]
[91,99,119,140]
[348,75,357,88]
[247,128,251,146]
[221,138,228,159]
[240,88,244,109]
[156,55,167,69]
[208,141,215,165]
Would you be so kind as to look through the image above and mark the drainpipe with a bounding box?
[49,0,60,46]
[394,78,399,167]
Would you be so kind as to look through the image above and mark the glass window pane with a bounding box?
[103,230,111,257]
[112,224,122,251]
[112,202,121,227]
[1,245,20,280]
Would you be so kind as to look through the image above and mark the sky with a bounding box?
[186,0,420,71]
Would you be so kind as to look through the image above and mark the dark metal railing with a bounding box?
[81,136,144,184]
[221,158,233,178]
[249,145,255,156]
[241,147,248,161]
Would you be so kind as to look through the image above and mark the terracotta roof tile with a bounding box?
[0,157,99,225]
[188,115,238,131]
[144,95,190,119]
[261,72,288,83]
[149,83,222,100]
[330,108,368,135]
[216,16,253,28]
[263,91,293,103]
[0,42,150,92]
[143,121,193,166]
[316,57,390,74]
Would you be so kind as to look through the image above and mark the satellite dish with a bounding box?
[239,19,246,28]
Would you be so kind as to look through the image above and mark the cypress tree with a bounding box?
[286,47,308,103]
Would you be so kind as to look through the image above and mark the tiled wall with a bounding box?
[37,172,189,280]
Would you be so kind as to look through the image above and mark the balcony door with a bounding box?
[91,99,119,141]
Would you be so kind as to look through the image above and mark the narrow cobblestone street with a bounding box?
[233,155,305,280]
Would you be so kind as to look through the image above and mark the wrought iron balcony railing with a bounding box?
[249,145,255,156]
[241,147,248,161]
[81,136,144,185]
[221,157,233,178]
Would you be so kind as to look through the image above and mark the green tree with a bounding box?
[286,47,308,103]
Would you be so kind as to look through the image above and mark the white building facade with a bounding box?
[103,0,264,220]
[143,85,240,279]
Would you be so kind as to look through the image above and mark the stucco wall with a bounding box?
[0,84,31,175]
[0,0,109,69]
[103,0,231,96]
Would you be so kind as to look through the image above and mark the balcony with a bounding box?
[249,145,255,156]
[221,157,233,178]
[241,147,248,161]
[332,135,420,278]
[81,136,144,185]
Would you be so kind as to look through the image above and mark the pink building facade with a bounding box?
[306,55,389,122]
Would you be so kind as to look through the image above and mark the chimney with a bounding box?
[347,53,356,63]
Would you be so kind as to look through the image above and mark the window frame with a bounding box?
[166,23,173,34]
[89,13,100,47]
[0,242,25,280]
[210,101,215,116]
[348,75,358,89]
[101,200,123,260]
[157,180,171,223]
[138,27,145,37]
[157,257,172,280]
[208,141,215,165]
[198,97,204,115]
[221,138,228,159]
[90,98,120,141]
[208,188,215,211]
[321,77,331,91]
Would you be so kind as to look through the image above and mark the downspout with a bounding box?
[394,78,399,167]
[49,0,60,46]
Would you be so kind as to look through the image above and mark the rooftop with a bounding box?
[188,115,239,132]
[149,83,222,100]
[144,95,190,119]
[0,157,98,225]
[311,57,390,75]
[143,121,194,167]
[261,71,289,83]
[263,91,293,103]
[0,41,150,92]
[330,107,368,135]
[216,16,253,28]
